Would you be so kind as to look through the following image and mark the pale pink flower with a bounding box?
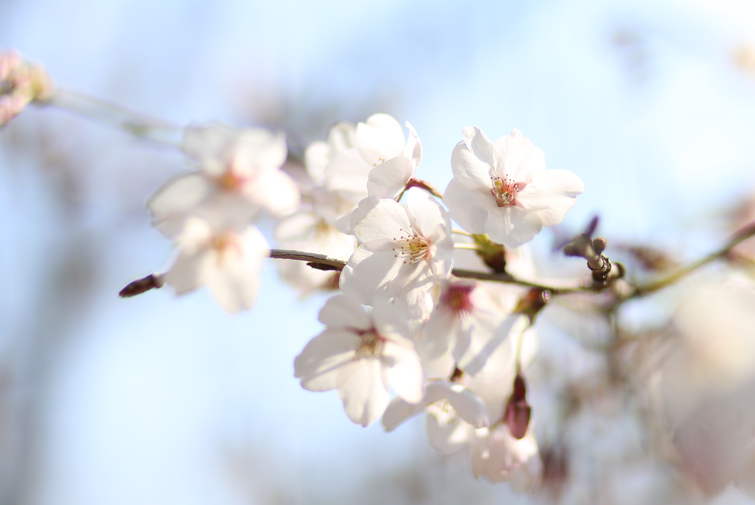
[382,380,488,455]
[294,294,424,427]
[470,425,542,490]
[417,280,528,380]
[148,124,300,235]
[163,218,269,313]
[339,189,454,306]
[444,127,583,248]
[324,113,422,205]
[274,189,356,295]
[304,121,357,187]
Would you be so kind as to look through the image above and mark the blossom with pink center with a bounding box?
[382,380,489,455]
[294,294,424,427]
[163,217,270,313]
[444,127,584,248]
[148,124,300,236]
[418,280,530,380]
[339,189,454,307]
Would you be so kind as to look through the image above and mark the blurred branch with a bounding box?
[47,88,182,147]
[628,221,755,299]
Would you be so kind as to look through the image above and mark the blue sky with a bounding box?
[2,0,755,503]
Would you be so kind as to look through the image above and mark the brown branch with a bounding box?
[118,249,591,298]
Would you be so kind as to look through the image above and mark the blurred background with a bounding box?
[2,0,755,504]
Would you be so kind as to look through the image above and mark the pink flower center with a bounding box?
[442,284,475,314]
[357,329,385,356]
[392,228,431,264]
[211,231,241,265]
[490,175,520,207]
[217,169,247,191]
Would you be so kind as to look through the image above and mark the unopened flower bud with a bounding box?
[592,237,607,255]
[472,233,507,273]
[504,374,531,439]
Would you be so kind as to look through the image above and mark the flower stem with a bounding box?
[452,229,474,237]
[453,243,479,251]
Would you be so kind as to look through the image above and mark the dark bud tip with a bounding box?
[119,274,164,298]
[505,400,532,440]
[592,237,607,255]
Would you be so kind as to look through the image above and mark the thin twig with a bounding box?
[628,221,755,299]
[48,88,183,147]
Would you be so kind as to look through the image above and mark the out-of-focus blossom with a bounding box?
[274,189,355,295]
[382,380,488,454]
[163,218,269,313]
[444,127,583,248]
[304,121,357,187]
[294,294,423,427]
[339,189,453,306]
[0,51,53,127]
[470,425,542,490]
[148,124,300,235]
[417,280,527,380]
[324,113,422,205]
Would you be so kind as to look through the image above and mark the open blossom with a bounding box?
[382,380,488,455]
[148,124,300,235]
[294,294,423,427]
[444,127,583,248]
[163,217,269,313]
[339,189,454,306]
[417,280,527,380]
[324,113,422,205]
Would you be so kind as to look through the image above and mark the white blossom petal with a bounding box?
[517,169,584,226]
[485,206,543,248]
[356,114,406,159]
[337,358,391,427]
[451,140,494,189]
[382,396,426,432]
[492,129,546,183]
[404,121,422,170]
[444,178,496,234]
[317,294,372,331]
[147,173,215,226]
[382,341,424,404]
[294,328,360,391]
[463,126,495,167]
[367,156,414,199]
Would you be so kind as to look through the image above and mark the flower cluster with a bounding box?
[138,113,583,488]
[147,124,300,312]
[0,51,53,126]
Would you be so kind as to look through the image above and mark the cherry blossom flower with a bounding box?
[304,121,357,187]
[470,425,542,490]
[444,127,583,248]
[163,217,269,313]
[148,124,300,235]
[324,113,422,205]
[417,280,528,380]
[339,189,454,307]
[294,294,424,427]
[274,189,355,295]
[382,380,488,455]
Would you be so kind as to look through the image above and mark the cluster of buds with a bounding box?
[0,51,53,127]
[563,233,624,286]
